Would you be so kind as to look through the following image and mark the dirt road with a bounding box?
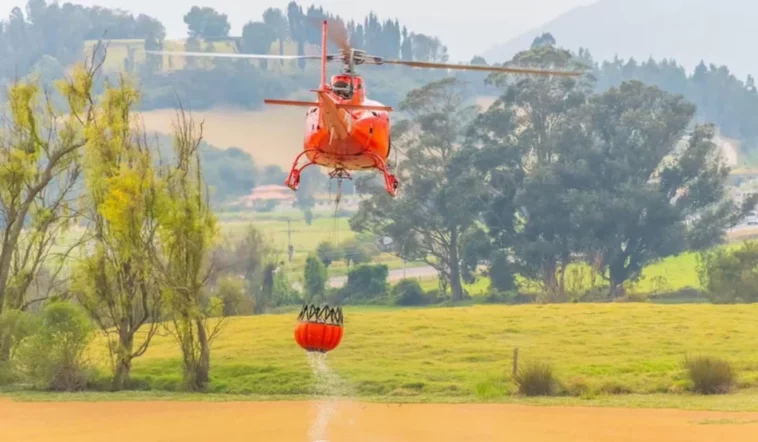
[3,399,758,442]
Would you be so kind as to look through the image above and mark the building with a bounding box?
[234,185,296,210]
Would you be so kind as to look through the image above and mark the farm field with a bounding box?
[3,398,758,442]
[139,106,306,169]
[62,303,758,400]
[52,206,736,290]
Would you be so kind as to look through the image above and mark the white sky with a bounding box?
[0,0,597,61]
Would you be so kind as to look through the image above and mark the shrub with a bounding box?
[341,264,389,304]
[483,290,518,304]
[598,381,632,395]
[16,300,95,391]
[514,360,557,396]
[391,279,426,306]
[303,254,328,303]
[684,355,735,394]
[698,242,758,303]
[315,241,343,267]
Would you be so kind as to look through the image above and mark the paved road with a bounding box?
[327,265,437,288]
[319,224,755,290]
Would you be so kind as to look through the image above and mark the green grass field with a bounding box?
[48,206,731,292]
[70,303,758,407]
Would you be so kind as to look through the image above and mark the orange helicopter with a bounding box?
[147,20,582,197]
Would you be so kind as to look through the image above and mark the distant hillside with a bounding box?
[482,0,758,80]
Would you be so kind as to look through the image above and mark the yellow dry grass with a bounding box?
[139,106,305,168]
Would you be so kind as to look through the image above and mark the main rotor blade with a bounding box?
[144,50,323,60]
[381,59,583,76]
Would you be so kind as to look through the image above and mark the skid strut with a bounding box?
[285,149,320,191]
[364,151,399,197]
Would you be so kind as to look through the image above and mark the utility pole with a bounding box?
[287,219,293,262]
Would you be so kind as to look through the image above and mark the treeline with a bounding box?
[0,0,164,79]
[578,47,758,146]
[183,3,448,63]
[349,37,756,304]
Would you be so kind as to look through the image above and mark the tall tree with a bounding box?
[351,78,485,301]
[286,1,305,69]
[400,26,412,61]
[240,21,276,69]
[262,7,288,65]
[156,108,224,391]
[183,6,230,39]
[138,14,166,74]
[72,77,165,390]
[0,47,103,361]
[472,42,592,300]
[565,83,753,297]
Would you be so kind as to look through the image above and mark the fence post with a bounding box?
[512,347,519,377]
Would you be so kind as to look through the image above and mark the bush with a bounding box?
[303,254,328,303]
[483,290,518,304]
[514,361,557,396]
[15,300,95,391]
[684,355,735,394]
[391,279,426,306]
[340,264,389,304]
[0,309,37,385]
[315,241,343,267]
[698,242,758,303]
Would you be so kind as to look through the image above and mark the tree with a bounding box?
[155,107,224,391]
[350,78,485,301]
[286,2,305,69]
[240,21,276,69]
[72,75,165,390]
[216,225,279,314]
[565,84,752,297]
[340,235,379,267]
[315,241,343,267]
[409,34,448,62]
[139,14,165,74]
[183,6,230,39]
[303,254,327,303]
[698,241,758,303]
[470,42,592,301]
[531,33,556,49]
[262,7,288,65]
[400,26,412,60]
[0,47,103,361]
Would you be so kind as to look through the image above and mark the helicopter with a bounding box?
[146,19,582,197]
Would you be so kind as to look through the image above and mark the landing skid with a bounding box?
[285,149,319,191]
[365,151,399,197]
[285,150,399,197]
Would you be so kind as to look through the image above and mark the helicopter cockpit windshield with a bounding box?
[332,80,351,99]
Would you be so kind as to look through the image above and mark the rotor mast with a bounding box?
[320,19,327,89]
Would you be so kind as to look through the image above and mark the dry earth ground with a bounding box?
[3,399,758,442]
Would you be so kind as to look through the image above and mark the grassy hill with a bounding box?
[80,303,758,403]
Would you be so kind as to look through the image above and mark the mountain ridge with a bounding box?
[482,0,757,80]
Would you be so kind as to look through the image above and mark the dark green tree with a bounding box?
[286,1,306,69]
[351,78,486,301]
[183,6,230,39]
[471,42,592,300]
[303,255,327,302]
[240,21,276,69]
[563,83,753,297]
[262,7,288,65]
